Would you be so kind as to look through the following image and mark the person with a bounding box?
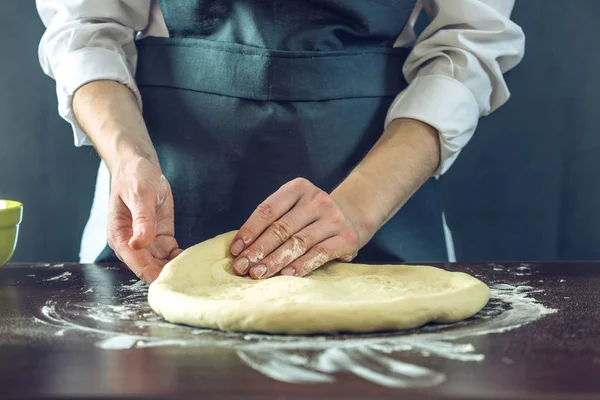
[36,0,524,283]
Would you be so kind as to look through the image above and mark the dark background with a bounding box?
[1,1,598,262]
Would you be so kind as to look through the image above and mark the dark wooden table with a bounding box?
[0,262,598,399]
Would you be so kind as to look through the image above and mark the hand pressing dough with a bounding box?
[148,231,490,334]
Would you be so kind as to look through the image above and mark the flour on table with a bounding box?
[32,279,555,388]
[30,255,555,389]
[45,272,72,282]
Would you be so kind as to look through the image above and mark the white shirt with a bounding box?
[36,0,525,262]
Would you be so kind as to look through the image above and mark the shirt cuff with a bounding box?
[54,47,142,147]
[385,75,480,175]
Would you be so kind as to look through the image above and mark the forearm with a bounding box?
[72,80,158,172]
[331,118,440,246]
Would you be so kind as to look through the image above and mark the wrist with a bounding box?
[104,133,160,175]
[110,154,164,200]
[72,80,159,174]
[330,118,441,247]
[331,180,380,248]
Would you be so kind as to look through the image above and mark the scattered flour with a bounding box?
[34,277,556,389]
[45,272,72,282]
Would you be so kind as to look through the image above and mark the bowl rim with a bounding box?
[0,200,23,227]
[0,200,23,210]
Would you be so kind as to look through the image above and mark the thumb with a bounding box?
[128,194,158,250]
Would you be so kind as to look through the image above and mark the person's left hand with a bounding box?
[229,178,361,279]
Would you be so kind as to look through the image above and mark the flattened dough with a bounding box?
[148,231,490,334]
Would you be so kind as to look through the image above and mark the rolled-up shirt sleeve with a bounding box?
[36,0,152,146]
[386,0,525,175]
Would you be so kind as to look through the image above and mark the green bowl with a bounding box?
[0,200,23,267]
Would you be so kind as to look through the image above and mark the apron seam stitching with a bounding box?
[137,84,398,102]
[138,38,411,60]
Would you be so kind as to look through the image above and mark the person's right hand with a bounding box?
[71,80,182,282]
[107,157,182,283]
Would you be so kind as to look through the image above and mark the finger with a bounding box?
[169,248,184,260]
[280,235,355,277]
[115,239,165,283]
[108,194,164,283]
[126,188,159,250]
[138,263,163,283]
[230,178,314,256]
[115,246,164,282]
[120,242,165,283]
[232,201,322,276]
[248,220,339,279]
[148,236,180,259]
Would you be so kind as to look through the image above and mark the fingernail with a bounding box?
[233,257,249,274]
[251,264,267,279]
[281,267,296,276]
[230,239,244,256]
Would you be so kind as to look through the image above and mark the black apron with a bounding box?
[97,0,446,263]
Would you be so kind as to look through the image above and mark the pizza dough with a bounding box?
[148,231,490,334]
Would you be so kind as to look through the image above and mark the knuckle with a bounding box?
[280,179,295,191]
[256,202,277,220]
[133,214,150,225]
[269,220,293,242]
[111,230,132,247]
[299,251,330,275]
[291,234,311,253]
[343,228,359,248]
[291,177,310,188]
[312,243,330,257]
[328,210,346,225]
[236,227,255,243]
[313,190,333,208]
[131,181,148,198]
[132,214,152,230]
